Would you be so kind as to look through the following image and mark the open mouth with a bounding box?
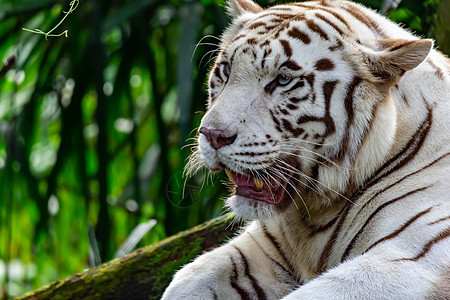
[224,168,294,205]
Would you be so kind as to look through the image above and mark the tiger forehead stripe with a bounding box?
[247,22,267,30]
[247,38,258,45]
[314,58,335,71]
[341,2,386,38]
[251,11,306,28]
[306,19,329,40]
[261,48,272,69]
[287,27,311,44]
[280,60,302,71]
[285,2,353,38]
[271,6,294,11]
[260,40,270,47]
[280,40,293,57]
[314,12,345,36]
[287,2,316,9]
[329,38,343,51]
[310,4,352,30]
[251,12,291,23]
[232,34,246,42]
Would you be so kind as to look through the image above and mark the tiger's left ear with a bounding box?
[364,39,433,82]
[226,0,263,19]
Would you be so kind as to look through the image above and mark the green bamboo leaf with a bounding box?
[88,225,102,268]
[114,219,157,258]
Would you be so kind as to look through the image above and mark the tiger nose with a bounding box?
[199,127,237,150]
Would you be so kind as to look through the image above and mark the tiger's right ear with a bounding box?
[226,0,263,19]
[363,39,432,83]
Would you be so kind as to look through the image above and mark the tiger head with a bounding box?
[190,0,432,220]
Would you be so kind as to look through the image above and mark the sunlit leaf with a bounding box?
[88,225,102,268]
[114,219,157,258]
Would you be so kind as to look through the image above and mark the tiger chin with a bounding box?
[163,0,450,299]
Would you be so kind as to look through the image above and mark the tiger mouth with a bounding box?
[224,168,294,205]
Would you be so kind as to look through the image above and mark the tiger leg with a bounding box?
[281,243,450,300]
[162,221,299,299]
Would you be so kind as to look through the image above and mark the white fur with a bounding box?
[163,0,450,299]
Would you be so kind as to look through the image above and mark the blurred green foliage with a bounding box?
[0,0,446,298]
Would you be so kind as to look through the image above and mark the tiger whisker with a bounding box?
[277,160,355,205]
[282,144,354,171]
[191,35,222,62]
[182,166,209,200]
[200,49,222,66]
[273,158,329,200]
[279,151,330,167]
[286,137,338,147]
[267,166,307,217]
[181,143,199,150]
[188,126,201,137]
[194,35,222,47]
[185,136,198,142]
[205,53,222,67]
[184,155,204,178]
[274,159,341,204]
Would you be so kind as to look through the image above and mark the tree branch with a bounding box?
[17,213,237,300]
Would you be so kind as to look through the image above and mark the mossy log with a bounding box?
[17,213,238,300]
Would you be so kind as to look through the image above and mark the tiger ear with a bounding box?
[226,0,263,19]
[364,39,432,82]
[221,0,262,47]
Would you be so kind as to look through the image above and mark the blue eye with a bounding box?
[277,75,291,85]
[223,63,231,77]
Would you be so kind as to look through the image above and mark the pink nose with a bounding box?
[199,127,237,150]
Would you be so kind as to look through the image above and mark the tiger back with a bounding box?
[163,0,450,299]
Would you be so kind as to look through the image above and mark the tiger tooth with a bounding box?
[254,178,264,189]
[225,169,235,183]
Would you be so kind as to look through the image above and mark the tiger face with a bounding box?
[193,1,431,220]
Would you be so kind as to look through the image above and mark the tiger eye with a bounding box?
[223,63,231,77]
[277,75,291,86]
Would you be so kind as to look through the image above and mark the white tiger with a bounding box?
[163,0,450,299]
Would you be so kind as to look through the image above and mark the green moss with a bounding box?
[17,213,237,300]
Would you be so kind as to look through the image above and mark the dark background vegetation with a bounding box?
[0,0,448,297]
